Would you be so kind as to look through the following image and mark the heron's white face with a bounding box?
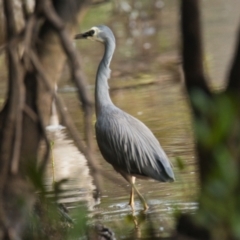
[87,27,104,43]
[75,25,114,44]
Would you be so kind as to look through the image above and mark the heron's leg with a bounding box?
[131,181,149,211]
[129,176,135,212]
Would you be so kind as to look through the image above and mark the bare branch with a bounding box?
[42,0,93,110]
[11,9,38,175]
[29,50,87,161]
[1,0,23,178]
[180,0,213,185]
[22,15,37,70]
[23,105,38,122]
[0,0,25,232]
[10,47,25,174]
[41,0,97,182]
[3,0,16,40]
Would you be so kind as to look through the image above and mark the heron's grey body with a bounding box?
[96,106,174,182]
[75,25,174,210]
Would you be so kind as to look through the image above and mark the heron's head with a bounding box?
[75,25,115,44]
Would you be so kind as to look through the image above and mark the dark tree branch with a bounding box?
[2,0,26,175]
[180,0,210,95]
[3,0,16,40]
[22,16,37,70]
[21,0,31,21]
[42,0,93,111]
[180,0,213,185]
[29,50,86,163]
[226,24,240,93]
[10,48,25,175]
[12,11,45,174]
[20,14,51,175]
[40,0,101,189]
[0,0,25,235]
[1,0,22,180]
[23,105,38,122]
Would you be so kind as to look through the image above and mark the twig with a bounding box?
[50,141,55,185]
[23,105,38,122]
[22,15,37,70]
[29,50,87,159]
[10,46,25,175]
[12,14,38,174]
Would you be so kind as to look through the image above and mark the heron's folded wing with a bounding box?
[95,108,174,182]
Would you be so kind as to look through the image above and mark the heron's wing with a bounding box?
[95,108,174,182]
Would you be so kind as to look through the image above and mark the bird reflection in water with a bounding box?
[45,128,98,210]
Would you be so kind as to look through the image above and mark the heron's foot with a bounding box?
[142,202,149,212]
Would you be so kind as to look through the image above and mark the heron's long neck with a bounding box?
[95,40,115,116]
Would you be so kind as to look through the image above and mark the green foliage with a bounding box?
[191,89,240,239]
[66,206,88,239]
[22,160,89,240]
[192,90,237,149]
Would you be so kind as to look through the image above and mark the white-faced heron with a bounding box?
[75,25,175,211]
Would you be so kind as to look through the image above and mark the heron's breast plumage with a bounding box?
[95,106,174,182]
